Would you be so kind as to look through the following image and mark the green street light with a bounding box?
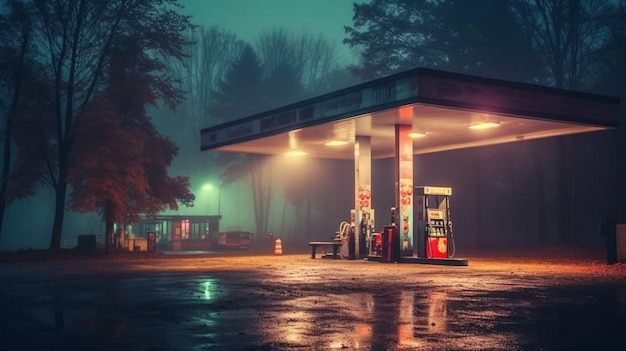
[202,183,221,215]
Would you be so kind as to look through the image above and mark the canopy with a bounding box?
[200,68,620,159]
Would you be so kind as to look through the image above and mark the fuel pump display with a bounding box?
[415,186,456,259]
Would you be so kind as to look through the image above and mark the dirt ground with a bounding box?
[0,246,625,350]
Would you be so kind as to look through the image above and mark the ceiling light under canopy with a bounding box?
[408,132,427,138]
[285,150,307,156]
[324,140,349,146]
[469,121,501,130]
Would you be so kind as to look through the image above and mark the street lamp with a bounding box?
[202,183,221,215]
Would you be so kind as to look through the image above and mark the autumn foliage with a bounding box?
[68,99,195,226]
[68,33,194,239]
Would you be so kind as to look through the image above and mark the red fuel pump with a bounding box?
[381,225,400,262]
[370,233,382,256]
[415,186,456,259]
[425,208,448,259]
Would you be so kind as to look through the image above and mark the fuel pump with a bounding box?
[415,186,456,259]
[344,209,375,259]
[381,207,400,262]
[359,209,375,257]
[360,214,368,256]
[337,220,353,259]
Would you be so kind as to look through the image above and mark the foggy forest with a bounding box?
[0,0,625,253]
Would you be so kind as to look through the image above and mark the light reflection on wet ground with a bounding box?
[0,254,625,350]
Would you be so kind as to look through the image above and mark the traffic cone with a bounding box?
[274,238,282,255]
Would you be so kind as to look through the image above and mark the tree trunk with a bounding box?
[251,170,262,239]
[557,137,574,244]
[280,198,287,237]
[472,150,482,249]
[616,118,626,223]
[105,221,115,253]
[0,108,15,243]
[102,201,115,253]
[0,28,29,243]
[252,159,273,241]
[534,141,548,244]
[50,138,71,250]
[49,178,68,250]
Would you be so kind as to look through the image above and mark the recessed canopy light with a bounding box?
[324,140,349,146]
[285,150,307,156]
[409,132,427,138]
[469,122,500,130]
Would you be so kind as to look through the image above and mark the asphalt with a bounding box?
[0,246,624,350]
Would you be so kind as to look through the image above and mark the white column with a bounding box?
[354,135,372,259]
[394,124,414,257]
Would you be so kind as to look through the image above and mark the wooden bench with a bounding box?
[308,241,342,259]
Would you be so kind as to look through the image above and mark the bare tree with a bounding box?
[594,0,626,223]
[0,0,37,241]
[512,0,616,244]
[255,28,339,91]
[162,26,244,175]
[512,0,615,89]
[13,0,192,250]
[168,26,244,131]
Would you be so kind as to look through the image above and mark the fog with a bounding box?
[1,0,624,252]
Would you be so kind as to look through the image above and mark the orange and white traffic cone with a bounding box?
[274,238,282,255]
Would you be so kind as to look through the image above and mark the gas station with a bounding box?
[200,68,620,265]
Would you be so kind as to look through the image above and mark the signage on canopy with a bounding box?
[201,68,620,151]
[200,77,419,150]
[418,74,620,124]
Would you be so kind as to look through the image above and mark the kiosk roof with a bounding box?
[200,68,620,160]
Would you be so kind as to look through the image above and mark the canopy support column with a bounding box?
[394,124,414,257]
[354,135,372,259]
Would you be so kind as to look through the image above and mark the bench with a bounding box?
[308,241,342,259]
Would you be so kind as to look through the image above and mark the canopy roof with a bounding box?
[200,68,620,160]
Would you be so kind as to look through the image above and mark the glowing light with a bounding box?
[202,279,220,302]
[285,150,307,156]
[204,281,211,300]
[398,105,413,121]
[202,183,221,215]
[409,132,427,138]
[469,122,500,130]
[324,140,349,146]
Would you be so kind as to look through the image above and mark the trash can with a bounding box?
[147,232,156,252]
[381,226,400,263]
[600,219,618,265]
[617,224,626,262]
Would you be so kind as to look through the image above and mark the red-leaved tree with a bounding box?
[68,34,194,250]
[4,0,193,250]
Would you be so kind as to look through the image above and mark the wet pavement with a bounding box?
[0,249,625,350]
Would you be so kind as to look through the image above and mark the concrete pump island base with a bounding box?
[326,185,469,266]
[200,67,620,267]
